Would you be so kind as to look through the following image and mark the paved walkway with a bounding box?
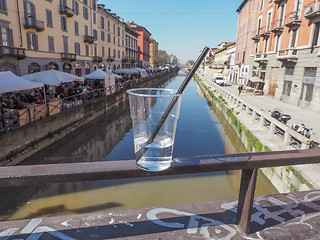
[198,70,320,144]
[197,69,320,190]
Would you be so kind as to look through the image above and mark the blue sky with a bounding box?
[98,0,243,64]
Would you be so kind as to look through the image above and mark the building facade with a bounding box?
[124,24,138,68]
[127,22,151,69]
[248,0,320,112]
[236,0,259,85]
[0,0,135,76]
[150,37,158,67]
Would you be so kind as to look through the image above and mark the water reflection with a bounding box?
[0,70,278,221]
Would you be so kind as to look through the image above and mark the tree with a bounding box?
[156,50,171,67]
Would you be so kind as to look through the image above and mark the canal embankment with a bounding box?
[195,70,320,193]
[0,69,179,166]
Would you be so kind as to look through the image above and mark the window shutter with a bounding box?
[8,28,13,46]
[26,32,31,49]
[34,34,38,51]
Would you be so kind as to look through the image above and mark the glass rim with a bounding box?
[127,88,183,97]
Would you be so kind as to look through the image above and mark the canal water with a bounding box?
[0,70,278,221]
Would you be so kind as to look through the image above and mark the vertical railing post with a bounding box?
[236,168,258,234]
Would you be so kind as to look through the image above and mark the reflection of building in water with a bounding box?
[197,86,204,99]
[73,111,132,162]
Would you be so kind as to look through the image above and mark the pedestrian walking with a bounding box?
[238,85,242,96]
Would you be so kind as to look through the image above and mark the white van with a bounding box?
[212,74,225,86]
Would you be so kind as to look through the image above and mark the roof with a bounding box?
[236,0,249,12]
[127,22,152,36]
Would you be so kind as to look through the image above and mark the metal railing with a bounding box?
[0,70,172,135]
[0,148,320,235]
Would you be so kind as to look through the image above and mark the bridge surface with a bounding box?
[0,190,319,239]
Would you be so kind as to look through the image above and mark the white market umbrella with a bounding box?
[0,71,44,94]
[22,69,83,86]
[82,69,122,79]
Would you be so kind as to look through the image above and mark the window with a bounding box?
[93,12,96,24]
[73,0,79,15]
[93,29,97,40]
[118,26,120,36]
[75,42,80,55]
[107,33,111,42]
[118,50,120,58]
[108,47,110,57]
[101,31,105,41]
[0,27,13,46]
[108,20,110,31]
[26,32,38,50]
[101,17,104,29]
[259,0,264,11]
[0,0,7,13]
[85,45,89,56]
[83,6,88,20]
[312,22,320,47]
[290,29,297,48]
[74,21,79,35]
[61,16,67,32]
[113,23,115,33]
[102,46,104,57]
[113,36,115,44]
[83,0,88,5]
[46,9,53,27]
[92,0,96,11]
[63,36,68,53]
[113,49,116,58]
[48,36,54,52]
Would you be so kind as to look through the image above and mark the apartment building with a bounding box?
[127,22,151,68]
[249,0,320,112]
[124,24,138,69]
[0,0,133,76]
[149,38,159,68]
[236,0,259,85]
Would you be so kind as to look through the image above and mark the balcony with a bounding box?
[284,12,302,28]
[84,35,95,44]
[0,46,26,60]
[122,58,129,62]
[59,5,74,18]
[304,4,320,19]
[254,53,268,63]
[92,56,102,63]
[107,56,115,62]
[24,17,45,32]
[274,0,285,3]
[270,19,284,33]
[277,49,298,62]
[260,29,271,38]
[61,53,76,62]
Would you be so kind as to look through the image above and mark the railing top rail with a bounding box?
[1,149,319,187]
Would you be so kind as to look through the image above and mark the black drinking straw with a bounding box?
[135,46,210,162]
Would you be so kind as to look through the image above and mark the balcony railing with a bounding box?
[92,56,102,63]
[260,26,271,38]
[0,46,26,59]
[59,5,74,17]
[61,53,76,62]
[304,3,320,19]
[277,49,298,61]
[107,56,115,62]
[270,19,285,33]
[84,35,95,44]
[254,53,268,63]
[284,11,302,28]
[24,16,45,32]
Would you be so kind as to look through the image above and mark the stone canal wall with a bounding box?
[0,69,179,166]
[195,74,315,194]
